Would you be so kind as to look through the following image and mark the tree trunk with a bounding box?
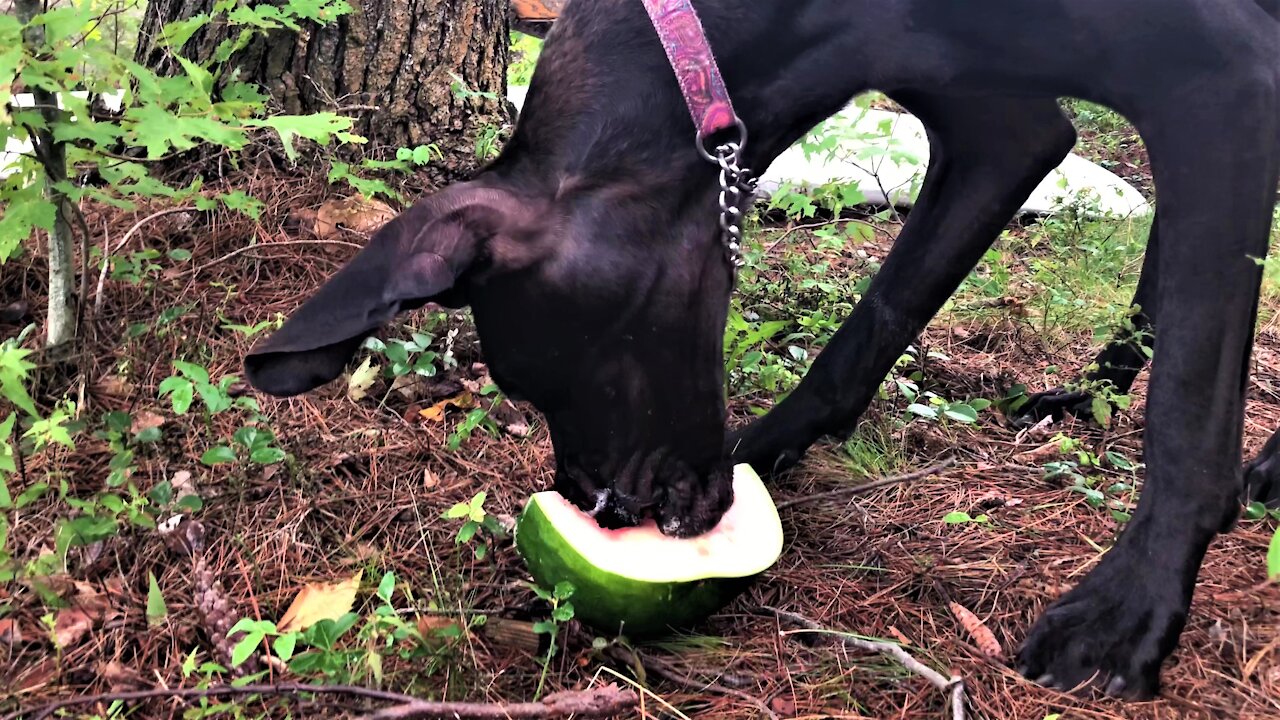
[17,0,77,352]
[137,0,510,171]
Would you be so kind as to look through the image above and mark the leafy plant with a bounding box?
[529,581,575,699]
[441,491,504,560]
[201,425,288,468]
[2,0,360,347]
[159,360,255,417]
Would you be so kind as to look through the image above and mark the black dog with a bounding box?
[244,0,1280,700]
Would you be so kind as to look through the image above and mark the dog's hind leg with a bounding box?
[1011,214,1160,426]
[1018,72,1280,699]
[727,94,1076,472]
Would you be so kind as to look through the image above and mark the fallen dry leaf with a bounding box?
[418,392,475,422]
[312,195,396,239]
[93,374,135,397]
[0,617,22,645]
[170,470,198,502]
[417,615,468,650]
[54,607,97,648]
[346,356,379,402]
[131,410,166,435]
[769,694,798,717]
[277,570,363,633]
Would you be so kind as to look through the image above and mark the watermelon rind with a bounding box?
[514,464,781,637]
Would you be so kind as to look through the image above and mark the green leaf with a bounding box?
[160,15,212,50]
[249,447,286,465]
[173,361,210,384]
[34,5,96,45]
[442,501,471,520]
[1089,396,1112,427]
[455,520,478,544]
[176,494,204,512]
[942,511,973,524]
[531,620,557,635]
[553,581,575,600]
[245,113,360,161]
[158,377,194,415]
[906,403,937,419]
[551,604,575,622]
[1245,501,1268,521]
[219,190,264,220]
[147,572,169,626]
[273,633,298,662]
[201,446,238,466]
[1269,527,1280,581]
[942,404,979,423]
[0,185,57,264]
[377,571,396,602]
[231,631,263,667]
[124,104,246,159]
[135,427,163,444]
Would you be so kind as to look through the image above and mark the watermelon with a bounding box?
[514,464,783,637]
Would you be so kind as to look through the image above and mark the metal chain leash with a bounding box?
[710,140,757,271]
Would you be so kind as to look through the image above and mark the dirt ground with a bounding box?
[2,123,1279,720]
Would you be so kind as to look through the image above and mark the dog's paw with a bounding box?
[1017,541,1190,699]
[1245,434,1280,507]
[1009,387,1095,428]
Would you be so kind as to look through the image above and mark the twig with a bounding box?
[94,206,196,312]
[761,606,967,720]
[7,683,410,720]
[364,684,638,719]
[190,238,363,275]
[5,682,637,720]
[774,457,956,510]
[605,645,778,720]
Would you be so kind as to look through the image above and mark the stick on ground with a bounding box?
[761,606,967,720]
[774,457,957,510]
[4,682,638,720]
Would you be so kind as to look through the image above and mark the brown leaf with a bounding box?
[416,615,466,650]
[0,617,22,645]
[769,694,797,717]
[418,392,475,422]
[277,570,363,634]
[99,660,146,690]
[54,607,97,648]
[93,374,135,398]
[131,410,166,435]
[313,196,396,240]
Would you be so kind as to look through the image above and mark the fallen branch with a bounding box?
[191,238,363,275]
[604,645,778,720]
[364,684,638,719]
[774,457,956,510]
[761,606,967,720]
[94,206,196,312]
[5,682,637,720]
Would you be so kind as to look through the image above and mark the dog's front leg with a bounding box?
[1018,77,1280,698]
[728,94,1076,473]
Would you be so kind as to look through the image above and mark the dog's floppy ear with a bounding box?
[244,184,523,397]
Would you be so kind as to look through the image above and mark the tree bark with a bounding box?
[137,0,510,170]
[17,0,77,352]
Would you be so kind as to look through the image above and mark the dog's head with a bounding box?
[246,173,736,536]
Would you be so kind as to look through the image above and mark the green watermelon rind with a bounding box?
[514,496,759,638]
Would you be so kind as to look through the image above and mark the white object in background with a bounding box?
[507,85,1151,219]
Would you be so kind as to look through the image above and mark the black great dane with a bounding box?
[244,0,1280,700]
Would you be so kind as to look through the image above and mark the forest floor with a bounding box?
[2,101,1280,720]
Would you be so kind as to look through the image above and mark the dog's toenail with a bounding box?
[1105,676,1128,696]
[1034,673,1055,687]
